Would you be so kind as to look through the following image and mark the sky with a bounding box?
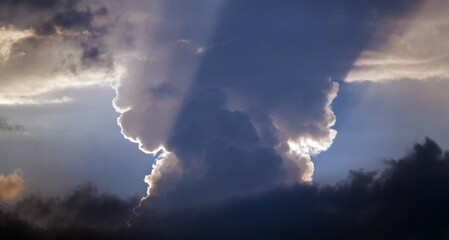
[1,0,449,239]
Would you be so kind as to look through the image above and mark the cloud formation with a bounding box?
[0,0,425,208]
[346,0,449,82]
[0,169,24,200]
[2,139,449,239]
[111,0,423,208]
[0,2,439,239]
[0,0,119,105]
[11,183,137,230]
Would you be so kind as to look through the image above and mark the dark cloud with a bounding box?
[0,0,64,10]
[0,0,79,25]
[130,138,449,239]
[51,9,93,29]
[146,89,286,206]
[37,6,109,36]
[0,117,24,132]
[2,138,449,239]
[81,47,100,61]
[1,183,137,240]
[0,0,81,11]
[11,183,138,230]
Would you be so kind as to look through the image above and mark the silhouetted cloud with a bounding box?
[11,183,138,230]
[131,138,449,239]
[2,138,449,239]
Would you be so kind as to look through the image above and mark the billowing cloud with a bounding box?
[112,0,224,153]
[2,139,449,239]
[346,0,449,82]
[111,0,227,204]
[0,169,24,200]
[111,0,422,208]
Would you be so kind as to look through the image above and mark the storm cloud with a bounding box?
[1,183,137,240]
[2,139,449,239]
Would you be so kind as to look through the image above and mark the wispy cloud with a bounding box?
[346,0,449,82]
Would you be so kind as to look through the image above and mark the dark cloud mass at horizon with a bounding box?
[1,138,449,239]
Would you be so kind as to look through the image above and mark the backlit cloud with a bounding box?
[111,0,422,209]
[346,0,449,82]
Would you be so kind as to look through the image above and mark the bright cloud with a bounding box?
[346,0,449,82]
[0,26,34,62]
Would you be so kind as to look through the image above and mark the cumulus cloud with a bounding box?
[111,0,422,208]
[0,169,24,200]
[2,139,449,239]
[346,0,449,82]
[112,0,223,155]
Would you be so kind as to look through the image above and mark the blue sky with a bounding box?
[315,80,449,183]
